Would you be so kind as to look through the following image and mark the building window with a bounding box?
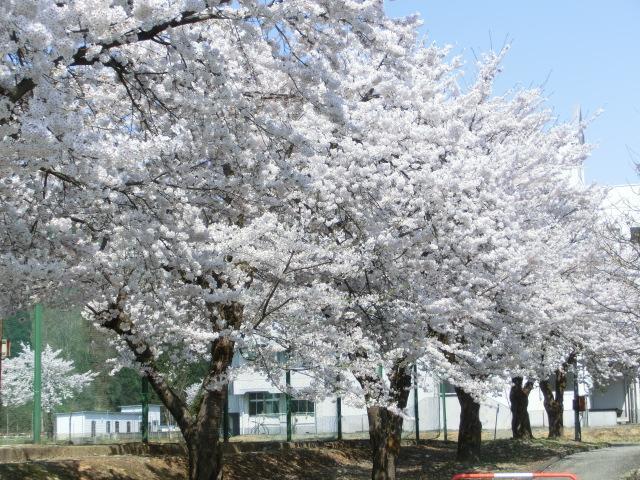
[290,399,315,415]
[115,421,120,433]
[441,381,457,396]
[248,392,280,416]
[106,421,111,434]
[126,421,131,433]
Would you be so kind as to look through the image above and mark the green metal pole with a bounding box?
[32,304,43,444]
[285,369,292,442]
[141,376,149,443]
[413,364,420,443]
[223,383,230,442]
[573,357,582,442]
[440,381,448,441]
[336,396,342,440]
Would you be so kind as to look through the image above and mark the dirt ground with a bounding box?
[0,437,600,480]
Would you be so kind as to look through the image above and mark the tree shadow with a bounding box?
[223,446,372,480]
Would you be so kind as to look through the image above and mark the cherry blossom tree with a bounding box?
[264,47,620,471]
[554,186,640,439]
[2,2,635,479]
[1,342,96,434]
[0,2,417,479]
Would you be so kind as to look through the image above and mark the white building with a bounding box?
[227,356,636,439]
[55,404,162,440]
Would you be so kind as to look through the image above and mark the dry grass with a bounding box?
[7,424,640,480]
[224,438,597,480]
[0,455,187,480]
[624,470,640,480]
[0,436,602,480]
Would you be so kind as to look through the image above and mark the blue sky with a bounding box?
[384,1,640,186]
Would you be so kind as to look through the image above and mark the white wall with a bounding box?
[226,351,626,435]
[55,413,87,437]
[55,408,162,439]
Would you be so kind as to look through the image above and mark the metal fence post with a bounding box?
[413,364,419,442]
[32,304,43,444]
[142,376,149,443]
[440,380,448,441]
[336,396,342,440]
[223,383,230,442]
[286,369,292,442]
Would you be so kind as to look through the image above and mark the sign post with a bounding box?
[573,357,582,442]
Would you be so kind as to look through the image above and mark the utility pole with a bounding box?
[32,304,43,444]
[572,108,584,444]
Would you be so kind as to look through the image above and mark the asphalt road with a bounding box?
[544,444,640,479]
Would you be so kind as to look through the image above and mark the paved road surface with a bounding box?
[545,444,640,479]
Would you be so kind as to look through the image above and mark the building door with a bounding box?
[91,421,96,437]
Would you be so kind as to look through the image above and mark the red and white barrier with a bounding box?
[451,473,578,480]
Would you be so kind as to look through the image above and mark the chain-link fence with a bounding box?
[1,305,157,445]
[0,304,449,447]
[6,304,602,448]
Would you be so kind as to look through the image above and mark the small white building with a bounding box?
[55,404,162,440]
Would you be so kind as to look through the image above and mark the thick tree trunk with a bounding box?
[455,387,482,461]
[540,368,567,439]
[510,378,534,440]
[367,406,404,480]
[545,402,563,438]
[102,295,242,480]
[360,362,412,480]
[185,389,226,480]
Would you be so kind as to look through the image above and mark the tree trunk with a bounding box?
[361,362,412,480]
[178,303,240,480]
[102,297,242,480]
[367,406,404,480]
[510,378,534,440]
[540,368,567,439]
[455,387,482,461]
[185,389,226,480]
[45,410,55,439]
[545,402,563,438]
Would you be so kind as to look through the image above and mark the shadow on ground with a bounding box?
[0,438,598,479]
